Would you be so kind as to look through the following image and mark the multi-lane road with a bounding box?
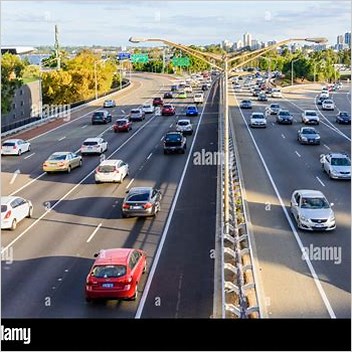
[1,72,350,319]
[230,82,351,318]
[1,73,219,318]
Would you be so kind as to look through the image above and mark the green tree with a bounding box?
[1,53,25,113]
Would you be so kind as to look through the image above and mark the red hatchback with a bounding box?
[152,97,164,106]
[162,104,176,116]
[113,119,132,132]
[85,248,147,302]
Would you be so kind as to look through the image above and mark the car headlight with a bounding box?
[331,169,339,175]
[316,136,320,139]
[329,216,335,222]
[300,215,308,221]
[301,136,308,141]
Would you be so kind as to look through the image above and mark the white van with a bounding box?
[193,92,204,104]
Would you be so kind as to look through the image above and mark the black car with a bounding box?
[163,132,186,154]
[276,110,293,124]
[91,110,112,124]
[297,127,320,145]
[317,96,328,105]
[336,111,351,124]
[163,92,173,99]
[257,93,268,101]
[201,84,209,91]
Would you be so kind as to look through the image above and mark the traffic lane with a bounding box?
[1,102,203,318]
[233,100,351,317]
[229,102,344,317]
[0,97,190,248]
[140,83,219,318]
[1,74,170,177]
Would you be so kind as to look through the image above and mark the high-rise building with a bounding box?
[222,39,233,50]
[250,39,260,50]
[243,32,252,47]
[233,40,243,50]
[345,31,351,47]
[337,34,344,45]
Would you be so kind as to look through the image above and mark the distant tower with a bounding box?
[54,24,61,70]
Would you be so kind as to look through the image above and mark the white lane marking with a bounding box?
[169,123,173,128]
[271,122,275,126]
[160,136,164,141]
[126,178,134,189]
[281,133,286,139]
[58,136,66,141]
[86,223,102,243]
[10,172,45,196]
[295,151,301,157]
[9,170,21,185]
[135,85,209,319]
[81,125,87,129]
[24,152,35,159]
[234,92,336,319]
[2,106,166,252]
[316,176,326,187]
[146,152,153,160]
[323,144,331,150]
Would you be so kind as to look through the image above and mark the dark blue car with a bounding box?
[186,105,198,116]
[336,111,351,124]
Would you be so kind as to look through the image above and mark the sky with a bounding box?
[1,1,351,47]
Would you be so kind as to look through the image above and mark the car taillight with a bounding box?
[43,163,48,167]
[87,276,98,286]
[122,203,130,209]
[120,276,133,284]
[13,146,17,149]
[4,210,11,219]
[57,162,65,167]
[143,202,153,209]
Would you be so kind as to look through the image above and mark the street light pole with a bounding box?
[291,58,299,86]
[94,61,98,100]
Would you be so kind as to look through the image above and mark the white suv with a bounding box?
[95,159,129,183]
[302,110,319,125]
[176,119,193,135]
[80,138,108,155]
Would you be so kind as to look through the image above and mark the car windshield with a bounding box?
[116,120,127,125]
[143,105,151,108]
[302,129,316,134]
[83,141,98,146]
[301,197,330,209]
[271,105,279,109]
[1,205,7,212]
[164,105,172,109]
[178,121,189,126]
[92,265,126,278]
[93,112,104,118]
[131,110,140,114]
[340,112,349,117]
[331,158,351,166]
[188,107,196,110]
[2,142,15,147]
[252,114,264,119]
[165,134,181,142]
[48,154,66,161]
[280,111,290,116]
[242,101,250,104]
[306,112,317,116]
[127,192,150,202]
[98,165,116,172]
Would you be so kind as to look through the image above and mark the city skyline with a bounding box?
[1,1,351,47]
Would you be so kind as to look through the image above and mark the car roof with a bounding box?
[131,108,141,111]
[2,139,23,143]
[304,110,317,113]
[50,151,72,156]
[252,112,265,116]
[128,187,153,194]
[1,196,21,205]
[301,126,317,131]
[94,248,133,265]
[84,137,102,142]
[177,119,191,123]
[116,118,129,122]
[295,189,325,197]
[95,110,107,113]
[99,159,122,166]
[329,153,350,158]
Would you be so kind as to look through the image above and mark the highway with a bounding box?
[229,82,351,318]
[1,73,219,318]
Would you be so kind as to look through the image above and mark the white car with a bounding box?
[271,89,282,98]
[95,159,129,183]
[250,112,267,128]
[103,99,116,108]
[322,99,335,110]
[1,139,31,156]
[301,110,319,125]
[233,83,242,92]
[184,85,193,93]
[1,196,33,230]
[319,92,329,99]
[290,190,336,231]
[176,119,193,135]
[320,152,351,180]
[142,103,155,114]
[80,138,108,155]
[193,93,204,104]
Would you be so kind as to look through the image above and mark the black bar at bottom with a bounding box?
[1,319,351,351]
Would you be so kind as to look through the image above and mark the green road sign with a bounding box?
[131,54,149,63]
[172,57,190,67]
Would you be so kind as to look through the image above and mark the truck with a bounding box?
[163,132,187,154]
[193,92,204,104]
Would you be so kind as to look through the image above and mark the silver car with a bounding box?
[290,190,336,231]
[320,153,351,180]
[176,119,193,135]
[122,187,161,218]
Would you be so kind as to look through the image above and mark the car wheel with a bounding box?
[328,171,332,179]
[85,297,92,303]
[18,149,22,156]
[67,166,71,173]
[27,206,33,218]
[28,145,31,152]
[131,284,138,301]
[143,261,147,274]
[122,213,128,218]
[79,160,83,167]
[95,180,100,184]
[10,219,17,231]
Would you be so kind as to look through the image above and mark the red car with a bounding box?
[152,97,164,106]
[85,248,147,302]
[161,104,176,116]
[113,119,132,132]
